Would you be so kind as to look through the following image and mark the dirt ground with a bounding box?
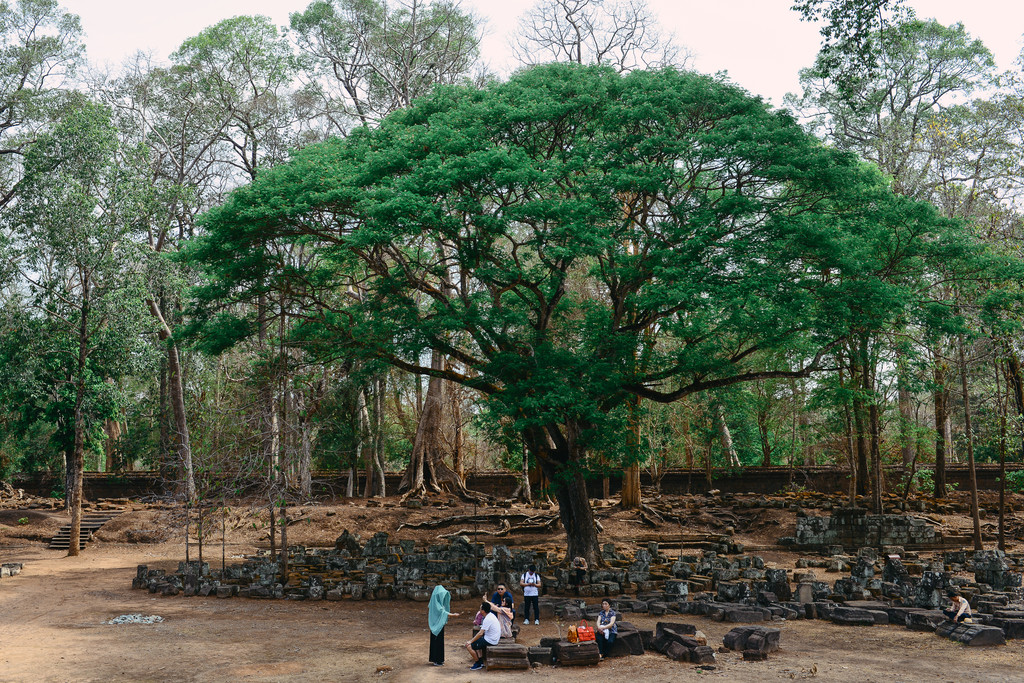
[3,493,1024,683]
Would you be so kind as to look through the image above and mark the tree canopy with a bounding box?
[187,63,978,560]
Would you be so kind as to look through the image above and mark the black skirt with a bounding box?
[429,627,445,664]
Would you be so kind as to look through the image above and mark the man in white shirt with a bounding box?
[465,602,501,670]
[520,564,541,624]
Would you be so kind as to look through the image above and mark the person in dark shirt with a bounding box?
[490,582,515,620]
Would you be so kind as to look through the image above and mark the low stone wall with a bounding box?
[784,507,939,550]
[132,531,759,603]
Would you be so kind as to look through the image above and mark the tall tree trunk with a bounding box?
[102,418,122,472]
[933,355,950,498]
[400,351,465,497]
[959,339,982,551]
[859,338,883,513]
[898,381,915,467]
[147,300,196,501]
[838,364,857,506]
[715,403,740,467]
[372,377,386,496]
[555,469,601,566]
[682,415,694,468]
[158,356,169,470]
[997,357,1007,551]
[1004,345,1024,460]
[446,369,463,483]
[848,344,869,497]
[518,441,532,503]
[358,388,372,497]
[526,424,600,565]
[620,398,642,508]
[851,395,869,498]
[68,288,90,557]
[758,409,771,467]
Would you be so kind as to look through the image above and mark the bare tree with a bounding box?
[511,0,688,72]
[291,0,482,135]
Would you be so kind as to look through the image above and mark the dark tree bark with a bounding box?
[958,339,982,551]
[933,356,951,498]
[1005,346,1024,460]
[996,358,1007,551]
[527,422,601,566]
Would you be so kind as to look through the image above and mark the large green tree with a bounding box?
[189,64,961,562]
[1,100,149,554]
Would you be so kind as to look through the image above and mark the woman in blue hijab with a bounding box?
[428,585,460,666]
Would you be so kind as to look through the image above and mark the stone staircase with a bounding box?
[49,511,123,551]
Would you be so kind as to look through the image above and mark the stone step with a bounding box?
[48,512,122,550]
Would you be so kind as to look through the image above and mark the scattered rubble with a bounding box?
[106,614,164,625]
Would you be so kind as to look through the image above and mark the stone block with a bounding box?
[989,618,1024,639]
[939,623,1006,647]
[905,610,947,632]
[723,608,767,623]
[691,645,716,664]
[830,607,876,626]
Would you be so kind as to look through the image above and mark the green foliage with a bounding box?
[1003,471,1024,494]
[189,63,971,493]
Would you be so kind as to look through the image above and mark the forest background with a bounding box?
[1,0,1024,562]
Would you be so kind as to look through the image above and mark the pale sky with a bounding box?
[64,0,1024,106]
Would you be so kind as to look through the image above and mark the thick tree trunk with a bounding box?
[621,464,641,508]
[103,418,122,472]
[400,351,465,497]
[527,424,600,565]
[555,470,600,567]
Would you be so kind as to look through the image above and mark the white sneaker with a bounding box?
[523,619,529,625]
[534,619,540,624]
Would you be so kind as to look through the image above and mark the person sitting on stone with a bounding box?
[466,602,502,670]
[595,599,618,659]
[490,582,516,620]
[943,589,972,623]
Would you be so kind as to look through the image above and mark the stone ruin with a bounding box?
[1,562,23,579]
[131,525,1024,651]
[782,507,940,550]
[132,530,745,602]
